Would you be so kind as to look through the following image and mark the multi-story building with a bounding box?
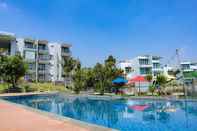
[118,55,163,79]
[180,62,197,72]
[0,31,71,82]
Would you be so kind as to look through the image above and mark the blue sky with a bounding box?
[0,0,197,67]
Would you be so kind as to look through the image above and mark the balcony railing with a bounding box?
[27,68,36,73]
[38,69,47,74]
[139,64,152,68]
[25,58,36,63]
[152,68,163,72]
[61,51,71,56]
[24,44,37,51]
[38,48,49,54]
[152,60,160,63]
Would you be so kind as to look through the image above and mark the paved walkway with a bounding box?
[0,100,97,131]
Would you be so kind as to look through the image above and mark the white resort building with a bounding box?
[0,31,71,82]
[180,62,197,73]
[118,55,163,79]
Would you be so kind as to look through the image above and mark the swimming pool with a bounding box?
[2,94,197,131]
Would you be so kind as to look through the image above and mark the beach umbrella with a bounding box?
[128,76,147,95]
[112,76,128,85]
[112,76,128,94]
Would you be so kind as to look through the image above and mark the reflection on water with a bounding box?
[4,95,197,131]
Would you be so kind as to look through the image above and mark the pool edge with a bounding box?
[0,98,118,131]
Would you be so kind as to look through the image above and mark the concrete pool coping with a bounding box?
[57,92,197,102]
[1,91,197,102]
[0,92,118,131]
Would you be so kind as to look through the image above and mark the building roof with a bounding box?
[24,38,36,44]
[38,40,48,45]
[61,43,72,47]
[0,33,16,48]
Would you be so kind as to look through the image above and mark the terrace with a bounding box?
[38,40,49,54]
[61,44,71,56]
[0,33,15,55]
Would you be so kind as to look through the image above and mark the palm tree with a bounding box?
[145,74,154,95]
[156,74,167,95]
[145,74,153,84]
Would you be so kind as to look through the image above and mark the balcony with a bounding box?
[140,67,152,75]
[38,40,48,54]
[61,51,71,57]
[38,56,50,63]
[139,64,152,68]
[139,59,152,68]
[61,45,71,57]
[38,48,49,54]
[25,58,36,63]
[0,34,16,54]
[38,69,47,74]
[152,60,160,63]
[38,75,51,82]
[152,68,163,72]
[182,69,193,72]
[27,68,36,74]
[24,43,37,52]
[38,47,48,54]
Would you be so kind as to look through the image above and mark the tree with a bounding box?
[83,68,95,90]
[63,57,77,77]
[104,55,123,92]
[145,74,153,83]
[146,74,154,95]
[105,55,116,67]
[93,63,106,95]
[156,74,167,95]
[0,55,27,89]
[72,68,86,94]
[149,85,155,95]
[64,55,123,95]
[63,57,81,87]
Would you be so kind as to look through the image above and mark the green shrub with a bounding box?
[24,84,38,92]
[29,83,67,92]
[1,82,68,93]
[149,85,155,95]
[0,83,8,93]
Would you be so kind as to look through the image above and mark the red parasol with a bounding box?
[127,76,147,84]
[127,76,148,95]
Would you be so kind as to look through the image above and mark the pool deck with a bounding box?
[0,92,117,131]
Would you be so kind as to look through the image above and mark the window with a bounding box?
[39,54,49,60]
[181,64,190,70]
[38,44,47,50]
[38,74,45,81]
[28,63,35,70]
[25,42,35,48]
[139,59,149,65]
[125,67,132,73]
[153,63,160,69]
[140,68,151,75]
[24,51,36,60]
[38,64,45,70]
[49,55,53,60]
[62,47,70,53]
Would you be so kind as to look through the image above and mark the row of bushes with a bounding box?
[0,82,67,93]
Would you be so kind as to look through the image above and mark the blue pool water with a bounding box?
[2,94,197,131]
